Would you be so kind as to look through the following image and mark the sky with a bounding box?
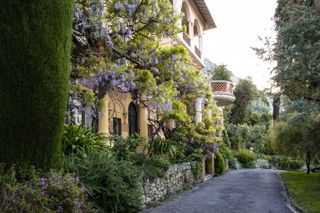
[203,0,277,89]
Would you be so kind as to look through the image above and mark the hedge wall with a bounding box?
[0,1,73,169]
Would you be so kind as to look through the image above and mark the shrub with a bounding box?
[141,155,171,180]
[235,149,257,168]
[148,137,178,160]
[191,161,202,181]
[63,151,142,213]
[0,164,95,212]
[62,125,108,154]
[227,155,238,170]
[112,135,146,160]
[214,152,225,175]
[270,156,304,171]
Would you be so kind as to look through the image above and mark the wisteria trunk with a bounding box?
[0,1,73,170]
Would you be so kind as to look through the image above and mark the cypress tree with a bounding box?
[0,1,73,169]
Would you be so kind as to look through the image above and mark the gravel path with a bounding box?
[144,169,294,213]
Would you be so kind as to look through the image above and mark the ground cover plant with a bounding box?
[281,172,320,213]
[0,164,95,212]
[63,150,142,213]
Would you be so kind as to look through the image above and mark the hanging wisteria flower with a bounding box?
[115,2,123,11]
[126,4,137,16]
[129,81,136,90]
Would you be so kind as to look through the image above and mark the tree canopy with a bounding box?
[274,0,320,103]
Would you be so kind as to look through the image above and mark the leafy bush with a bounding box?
[148,137,178,159]
[214,152,225,175]
[235,149,257,168]
[62,125,107,154]
[141,155,171,180]
[0,164,95,212]
[227,155,238,170]
[112,135,146,160]
[191,161,202,181]
[63,151,142,213]
[270,156,304,171]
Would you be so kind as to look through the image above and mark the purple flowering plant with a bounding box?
[0,165,95,212]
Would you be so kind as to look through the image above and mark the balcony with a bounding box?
[183,32,191,46]
[195,46,201,58]
[211,80,235,106]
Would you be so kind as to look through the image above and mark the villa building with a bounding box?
[96,0,220,138]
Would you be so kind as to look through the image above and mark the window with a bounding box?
[148,124,153,139]
[128,102,138,135]
[113,117,122,136]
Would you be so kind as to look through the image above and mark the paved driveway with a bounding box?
[144,169,294,213]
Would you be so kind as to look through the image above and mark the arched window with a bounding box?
[181,2,190,35]
[128,102,138,135]
[193,23,199,37]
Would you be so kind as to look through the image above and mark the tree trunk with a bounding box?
[306,151,311,174]
[0,1,73,170]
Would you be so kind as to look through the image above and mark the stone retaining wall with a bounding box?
[140,162,195,206]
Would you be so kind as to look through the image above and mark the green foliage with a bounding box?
[191,161,202,181]
[214,152,225,175]
[228,78,259,125]
[62,125,108,154]
[271,117,320,172]
[0,1,73,169]
[148,137,179,160]
[141,156,171,180]
[227,155,238,170]
[226,124,269,153]
[0,164,95,212]
[235,149,257,168]
[270,156,304,171]
[209,64,232,81]
[63,150,142,213]
[112,135,146,160]
[249,98,272,126]
[274,2,320,103]
[281,172,320,213]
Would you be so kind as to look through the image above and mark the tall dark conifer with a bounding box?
[0,1,73,169]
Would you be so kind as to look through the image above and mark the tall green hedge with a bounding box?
[0,1,73,169]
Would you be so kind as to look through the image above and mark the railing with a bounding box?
[211,80,234,95]
[211,80,235,106]
[195,46,201,58]
[183,32,191,46]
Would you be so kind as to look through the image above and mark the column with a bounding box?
[139,103,148,138]
[98,95,109,135]
[195,97,203,123]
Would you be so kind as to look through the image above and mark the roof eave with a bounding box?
[193,0,216,31]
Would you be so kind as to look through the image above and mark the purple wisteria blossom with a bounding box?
[115,2,123,11]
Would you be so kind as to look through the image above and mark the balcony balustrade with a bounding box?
[183,32,191,46]
[195,46,201,58]
[211,80,235,106]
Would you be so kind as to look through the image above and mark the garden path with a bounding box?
[144,169,295,213]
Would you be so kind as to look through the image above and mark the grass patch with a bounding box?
[281,172,320,213]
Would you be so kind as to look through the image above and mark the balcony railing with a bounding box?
[183,32,191,46]
[211,80,235,106]
[195,46,201,58]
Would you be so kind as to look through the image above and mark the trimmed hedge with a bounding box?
[0,1,73,169]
